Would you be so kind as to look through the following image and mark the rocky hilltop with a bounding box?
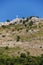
[0,16,43,26]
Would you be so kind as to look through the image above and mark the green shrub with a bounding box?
[20,53,26,58]
[2,35,6,37]
[23,21,26,24]
[26,29,28,32]
[0,52,42,65]
[5,46,9,50]
[29,21,33,26]
[6,19,10,22]
[16,36,20,42]
[2,25,6,29]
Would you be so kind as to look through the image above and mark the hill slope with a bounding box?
[0,16,43,56]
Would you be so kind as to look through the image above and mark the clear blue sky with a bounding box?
[0,0,43,22]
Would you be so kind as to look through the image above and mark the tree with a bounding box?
[20,19,22,23]
[5,46,9,50]
[20,53,26,58]
[16,36,20,42]
[29,16,33,19]
[24,24,27,27]
[2,25,6,29]
[22,17,25,19]
[2,34,6,37]
[29,21,33,26]
[6,19,10,22]
[26,18,29,22]
[23,20,26,24]
[26,29,28,32]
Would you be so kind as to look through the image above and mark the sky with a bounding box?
[0,0,43,22]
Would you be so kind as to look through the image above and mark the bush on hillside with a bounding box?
[16,36,20,42]
[2,25,6,29]
[5,46,9,50]
[6,19,10,22]
[2,34,6,37]
[29,21,33,26]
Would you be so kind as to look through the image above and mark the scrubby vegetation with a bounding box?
[0,52,43,65]
[16,36,20,42]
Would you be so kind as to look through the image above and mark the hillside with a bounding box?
[0,16,43,56]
